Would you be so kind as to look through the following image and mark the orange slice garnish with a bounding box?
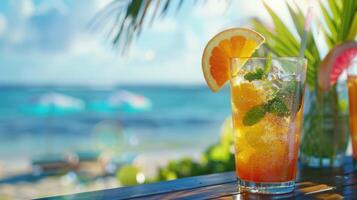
[202,28,265,92]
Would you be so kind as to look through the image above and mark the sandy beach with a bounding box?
[0,149,202,200]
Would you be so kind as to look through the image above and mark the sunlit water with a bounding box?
[0,85,231,161]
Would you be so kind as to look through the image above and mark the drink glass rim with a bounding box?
[231,56,307,62]
[230,57,307,78]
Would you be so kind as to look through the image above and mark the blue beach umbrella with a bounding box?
[89,90,152,113]
[26,92,85,116]
[24,92,85,172]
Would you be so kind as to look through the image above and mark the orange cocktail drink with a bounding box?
[200,27,307,194]
[348,75,357,159]
[230,57,306,194]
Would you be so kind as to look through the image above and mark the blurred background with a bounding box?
[0,0,335,199]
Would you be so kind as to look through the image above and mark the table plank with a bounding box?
[132,175,357,200]
[38,157,357,200]
[139,179,357,200]
[38,172,236,200]
[153,170,357,200]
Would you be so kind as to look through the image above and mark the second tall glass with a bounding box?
[230,57,307,194]
[348,60,357,164]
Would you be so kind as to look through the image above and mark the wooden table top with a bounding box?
[40,157,357,199]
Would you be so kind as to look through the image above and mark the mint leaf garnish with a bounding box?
[285,81,298,94]
[243,105,266,126]
[244,68,264,82]
[266,97,290,117]
[276,81,303,114]
[241,97,291,126]
[244,54,272,82]
[278,81,298,97]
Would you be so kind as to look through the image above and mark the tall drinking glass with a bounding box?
[347,60,357,163]
[230,57,307,194]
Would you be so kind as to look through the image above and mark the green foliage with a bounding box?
[151,117,235,182]
[318,0,357,45]
[116,165,141,186]
[252,3,316,89]
[252,1,357,90]
[220,117,233,147]
[339,99,348,112]
[264,53,273,74]
[0,196,10,200]
[253,1,355,165]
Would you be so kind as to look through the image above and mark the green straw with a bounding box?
[299,7,313,58]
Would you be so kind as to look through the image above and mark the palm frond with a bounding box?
[286,3,304,36]
[338,0,357,42]
[160,0,171,17]
[263,2,300,51]
[148,0,161,25]
[327,0,341,22]
[254,3,318,89]
[347,14,357,40]
[253,1,356,90]
[91,0,178,54]
[92,0,195,54]
[93,0,231,54]
[320,1,338,43]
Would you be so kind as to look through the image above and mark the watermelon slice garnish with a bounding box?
[318,42,357,91]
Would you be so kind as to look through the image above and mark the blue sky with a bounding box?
[0,0,308,86]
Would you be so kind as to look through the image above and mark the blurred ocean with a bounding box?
[0,85,231,161]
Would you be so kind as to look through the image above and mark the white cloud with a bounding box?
[193,0,229,18]
[93,0,112,10]
[235,0,312,40]
[129,30,204,85]
[3,0,320,86]
[236,0,288,24]
[184,30,199,50]
[35,0,69,15]
[18,0,35,18]
[150,18,177,33]
[69,33,111,58]
[192,1,236,42]
[128,46,157,63]
[0,14,7,36]
[0,1,34,46]
[143,50,156,61]
[235,0,307,25]
[8,29,26,44]
[182,29,200,64]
